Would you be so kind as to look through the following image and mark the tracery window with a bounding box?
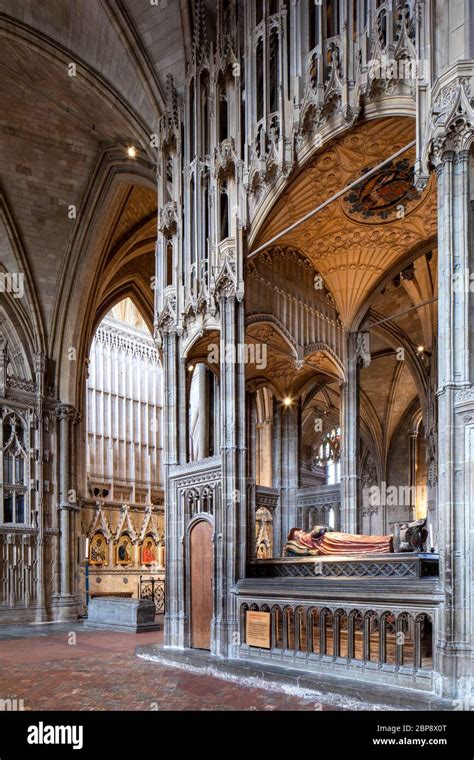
[1,411,29,524]
[253,1,283,154]
[315,427,341,485]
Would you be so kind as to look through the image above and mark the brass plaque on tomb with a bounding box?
[246,611,271,649]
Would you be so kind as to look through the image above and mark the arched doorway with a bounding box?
[190,519,213,650]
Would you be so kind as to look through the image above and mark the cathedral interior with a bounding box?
[0,0,473,714]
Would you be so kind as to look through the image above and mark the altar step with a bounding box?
[136,643,449,711]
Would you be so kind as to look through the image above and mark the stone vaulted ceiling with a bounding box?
[253,117,438,329]
[0,0,190,348]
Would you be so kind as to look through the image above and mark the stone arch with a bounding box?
[248,114,420,249]
[349,238,437,335]
[0,192,45,363]
[245,313,298,359]
[54,160,157,407]
[0,14,160,147]
[248,117,437,329]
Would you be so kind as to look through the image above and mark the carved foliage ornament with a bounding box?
[159,74,180,147]
[156,292,177,334]
[430,81,474,167]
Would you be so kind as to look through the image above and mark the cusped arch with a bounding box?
[245,313,299,358]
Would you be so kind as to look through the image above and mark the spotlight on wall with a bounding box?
[417,346,425,354]
[127,145,137,159]
[188,364,195,373]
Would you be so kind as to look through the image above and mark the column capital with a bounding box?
[430,81,474,169]
[33,353,46,374]
[55,404,80,424]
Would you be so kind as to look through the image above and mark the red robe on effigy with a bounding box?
[285,527,393,556]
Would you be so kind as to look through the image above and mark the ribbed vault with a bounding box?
[252,117,437,328]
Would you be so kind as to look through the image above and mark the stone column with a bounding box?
[280,400,300,542]
[409,431,418,521]
[272,402,282,555]
[259,418,273,487]
[214,284,246,658]
[55,404,78,620]
[431,88,474,700]
[340,332,359,534]
[197,363,209,458]
[177,356,188,464]
[0,334,7,396]
[161,330,183,649]
[158,542,165,570]
[34,353,47,622]
[246,389,257,562]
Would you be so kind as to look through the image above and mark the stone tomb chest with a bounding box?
[85,596,159,633]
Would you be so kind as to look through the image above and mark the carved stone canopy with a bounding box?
[252,117,437,328]
[430,80,474,168]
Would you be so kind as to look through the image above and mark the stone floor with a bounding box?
[0,622,338,711]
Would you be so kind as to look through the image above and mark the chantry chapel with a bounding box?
[0,0,473,708]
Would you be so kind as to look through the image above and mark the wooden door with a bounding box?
[190,520,213,650]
